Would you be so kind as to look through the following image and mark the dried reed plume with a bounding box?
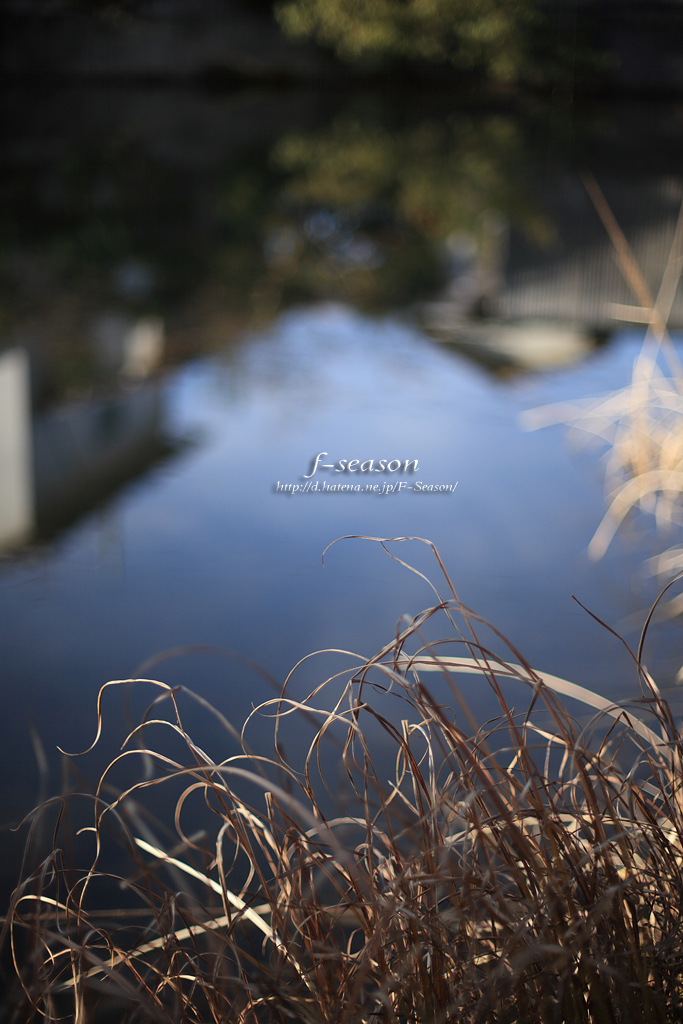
[523,178,683,588]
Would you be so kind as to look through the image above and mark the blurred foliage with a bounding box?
[264,110,550,309]
[272,112,548,241]
[275,0,540,81]
[15,0,605,89]
[0,100,549,399]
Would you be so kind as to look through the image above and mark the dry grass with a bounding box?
[5,537,683,1023]
[522,178,683,588]
[522,334,683,563]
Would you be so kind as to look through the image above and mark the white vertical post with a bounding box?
[0,348,34,549]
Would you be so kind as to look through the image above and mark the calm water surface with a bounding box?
[2,86,683,901]
[1,312,676,882]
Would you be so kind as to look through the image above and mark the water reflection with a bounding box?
[0,299,680,907]
[0,346,179,552]
[5,90,683,410]
[1,93,551,404]
[91,313,164,379]
[421,317,597,373]
[4,85,683,911]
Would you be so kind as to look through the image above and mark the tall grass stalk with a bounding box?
[5,537,683,1023]
[523,179,683,599]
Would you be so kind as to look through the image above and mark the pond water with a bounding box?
[2,85,683,903]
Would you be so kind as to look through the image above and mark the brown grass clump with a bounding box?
[5,537,683,1023]
[522,324,683,566]
[523,179,683,588]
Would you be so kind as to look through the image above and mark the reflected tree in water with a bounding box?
[264,111,550,310]
[276,0,540,80]
[1,102,551,398]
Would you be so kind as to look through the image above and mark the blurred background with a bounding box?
[3,0,683,913]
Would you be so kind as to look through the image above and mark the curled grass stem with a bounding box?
[6,538,683,1023]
